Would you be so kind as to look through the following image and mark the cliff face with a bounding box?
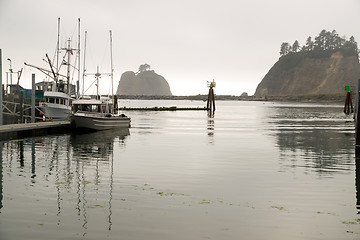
[255,51,360,97]
[116,70,172,96]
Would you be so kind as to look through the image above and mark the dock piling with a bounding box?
[0,49,3,125]
[344,91,353,114]
[19,90,24,123]
[31,74,35,123]
[206,80,216,115]
[356,79,360,154]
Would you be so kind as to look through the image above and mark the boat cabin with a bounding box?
[72,98,113,114]
[41,91,72,106]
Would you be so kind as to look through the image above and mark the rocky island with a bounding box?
[116,64,172,96]
[255,30,360,100]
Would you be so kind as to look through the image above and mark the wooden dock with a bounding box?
[120,106,208,111]
[0,121,71,141]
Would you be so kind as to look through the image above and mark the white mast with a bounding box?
[82,31,87,97]
[55,17,60,87]
[66,38,71,95]
[95,65,100,98]
[109,30,114,99]
[77,18,81,99]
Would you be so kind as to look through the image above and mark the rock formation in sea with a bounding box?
[116,64,172,96]
[255,50,360,97]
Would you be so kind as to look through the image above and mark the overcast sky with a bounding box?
[0,0,359,96]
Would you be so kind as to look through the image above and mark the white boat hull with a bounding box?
[71,112,131,131]
[39,102,72,120]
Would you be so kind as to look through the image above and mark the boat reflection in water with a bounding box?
[68,128,130,232]
[0,128,129,238]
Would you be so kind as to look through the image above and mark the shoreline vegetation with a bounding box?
[117,93,348,103]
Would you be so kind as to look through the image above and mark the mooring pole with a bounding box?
[19,90,24,123]
[31,139,36,180]
[206,80,216,116]
[356,79,360,155]
[31,74,35,123]
[0,49,3,125]
[344,92,350,114]
[356,80,360,119]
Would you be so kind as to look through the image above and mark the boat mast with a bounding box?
[82,31,87,97]
[77,18,81,99]
[66,38,71,96]
[109,30,114,100]
[95,65,100,98]
[55,17,60,88]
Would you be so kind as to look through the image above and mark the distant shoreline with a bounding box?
[117,93,347,103]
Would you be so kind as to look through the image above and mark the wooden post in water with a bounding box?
[0,49,3,125]
[356,79,360,155]
[344,85,353,114]
[206,80,216,115]
[19,90,24,123]
[31,74,35,123]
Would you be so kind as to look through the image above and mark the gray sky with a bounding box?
[0,0,359,96]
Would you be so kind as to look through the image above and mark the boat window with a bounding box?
[49,98,55,103]
[73,105,79,112]
[91,105,98,112]
[81,105,90,111]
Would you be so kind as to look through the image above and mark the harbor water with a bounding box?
[0,100,359,240]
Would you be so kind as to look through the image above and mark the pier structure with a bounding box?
[0,121,71,141]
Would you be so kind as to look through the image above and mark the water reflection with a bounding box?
[356,156,360,214]
[19,140,24,168]
[69,128,130,234]
[268,105,354,174]
[207,115,215,144]
[0,128,129,235]
[0,142,2,211]
[70,128,129,158]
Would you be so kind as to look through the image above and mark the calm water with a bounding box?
[0,100,359,240]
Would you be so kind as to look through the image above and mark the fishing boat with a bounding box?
[25,18,81,120]
[70,30,131,131]
[71,97,130,130]
[39,89,73,120]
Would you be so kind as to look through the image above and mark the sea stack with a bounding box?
[116,64,172,96]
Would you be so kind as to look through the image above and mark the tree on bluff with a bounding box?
[137,64,151,73]
[279,29,359,57]
[280,42,291,56]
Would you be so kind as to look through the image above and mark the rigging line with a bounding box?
[83,79,97,95]
[71,56,78,85]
